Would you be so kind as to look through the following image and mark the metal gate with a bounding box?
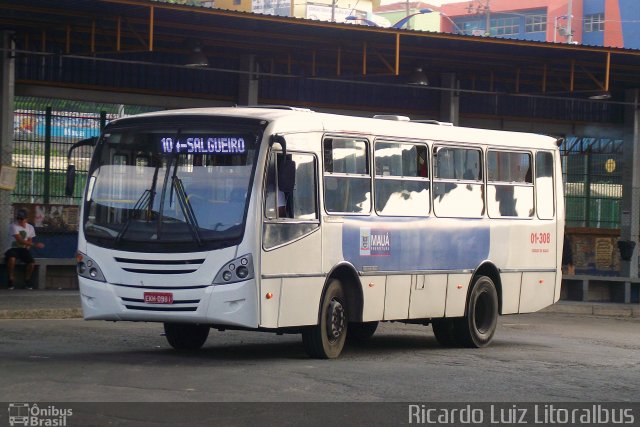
[561,136,623,229]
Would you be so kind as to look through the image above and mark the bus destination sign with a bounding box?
[159,136,246,155]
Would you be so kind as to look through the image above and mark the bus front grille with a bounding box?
[114,257,206,275]
[124,305,198,312]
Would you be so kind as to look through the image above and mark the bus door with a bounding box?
[260,150,322,328]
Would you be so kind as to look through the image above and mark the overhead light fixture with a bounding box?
[407,67,429,86]
[185,44,209,67]
[588,91,611,100]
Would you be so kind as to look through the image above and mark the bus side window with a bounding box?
[264,151,318,221]
[323,137,371,214]
[263,152,319,249]
[432,146,484,218]
[487,150,534,219]
[536,151,555,219]
[374,141,430,217]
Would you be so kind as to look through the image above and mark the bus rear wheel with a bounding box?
[164,322,210,350]
[302,279,348,359]
[456,275,498,348]
[431,319,458,347]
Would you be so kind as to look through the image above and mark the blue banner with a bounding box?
[343,217,490,271]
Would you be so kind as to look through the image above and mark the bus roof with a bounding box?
[114,107,559,151]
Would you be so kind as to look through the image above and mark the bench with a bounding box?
[562,274,640,304]
[1,258,76,289]
[34,258,77,290]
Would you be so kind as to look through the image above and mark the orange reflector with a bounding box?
[368,283,375,287]
[266,292,273,299]
[76,252,83,262]
[539,280,544,284]
[457,284,463,289]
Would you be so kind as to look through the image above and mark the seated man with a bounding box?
[5,209,45,289]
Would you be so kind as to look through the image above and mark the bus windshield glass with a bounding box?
[83,124,261,251]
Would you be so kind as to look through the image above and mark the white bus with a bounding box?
[67,107,563,359]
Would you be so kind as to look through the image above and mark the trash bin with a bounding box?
[617,240,636,261]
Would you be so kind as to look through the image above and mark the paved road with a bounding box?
[1,313,638,403]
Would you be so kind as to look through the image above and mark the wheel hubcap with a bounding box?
[326,298,345,342]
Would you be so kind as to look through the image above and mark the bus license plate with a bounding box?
[144,292,173,304]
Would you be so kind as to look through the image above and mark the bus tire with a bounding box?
[302,279,348,359]
[455,275,498,348]
[348,321,378,342]
[164,322,210,350]
[431,319,458,347]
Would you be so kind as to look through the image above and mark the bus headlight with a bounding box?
[213,254,254,285]
[236,266,249,279]
[76,251,106,282]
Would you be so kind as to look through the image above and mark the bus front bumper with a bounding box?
[79,277,259,328]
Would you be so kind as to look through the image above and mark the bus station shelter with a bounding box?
[1,0,640,290]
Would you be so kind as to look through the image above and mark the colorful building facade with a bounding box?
[214,0,380,21]
[438,0,638,48]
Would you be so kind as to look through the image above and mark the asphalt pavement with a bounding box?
[0,289,639,319]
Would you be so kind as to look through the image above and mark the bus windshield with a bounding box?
[83,124,261,251]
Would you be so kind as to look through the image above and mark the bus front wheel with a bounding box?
[164,322,210,350]
[456,275,498,348]
[302,279,348,359]
[348,321,379,342]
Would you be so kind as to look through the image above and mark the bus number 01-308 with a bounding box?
[530,233,551,244]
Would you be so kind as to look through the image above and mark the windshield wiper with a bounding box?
[157,129,181,239]
[146,158,161,220]
[172,176,203,246]
[114,189,152,245]
[155,130,202,246]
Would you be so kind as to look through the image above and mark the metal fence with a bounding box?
[561,136,623,229]
[13,98,160,203]
[11,97,159,257]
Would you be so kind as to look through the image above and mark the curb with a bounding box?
[543,303,640,318]
[0,308,83,319]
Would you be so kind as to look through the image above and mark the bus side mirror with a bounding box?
[278,157,296,193]
[65,164,76,197]
[270,134,296,192]
[65,136,98,197]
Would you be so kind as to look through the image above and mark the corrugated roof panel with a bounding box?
[3,0,639,122]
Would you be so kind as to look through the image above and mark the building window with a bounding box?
[234,0,241,4]
[490,17,519,36]
[584,13,604,32]
[462,21,484,35]
[525,15,547,33]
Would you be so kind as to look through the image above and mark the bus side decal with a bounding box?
[342,217,489,272]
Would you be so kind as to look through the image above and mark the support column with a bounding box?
[238,55,258,106]
[0,31,15,253]
[620,89,640,278]
[439,73,459,125]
